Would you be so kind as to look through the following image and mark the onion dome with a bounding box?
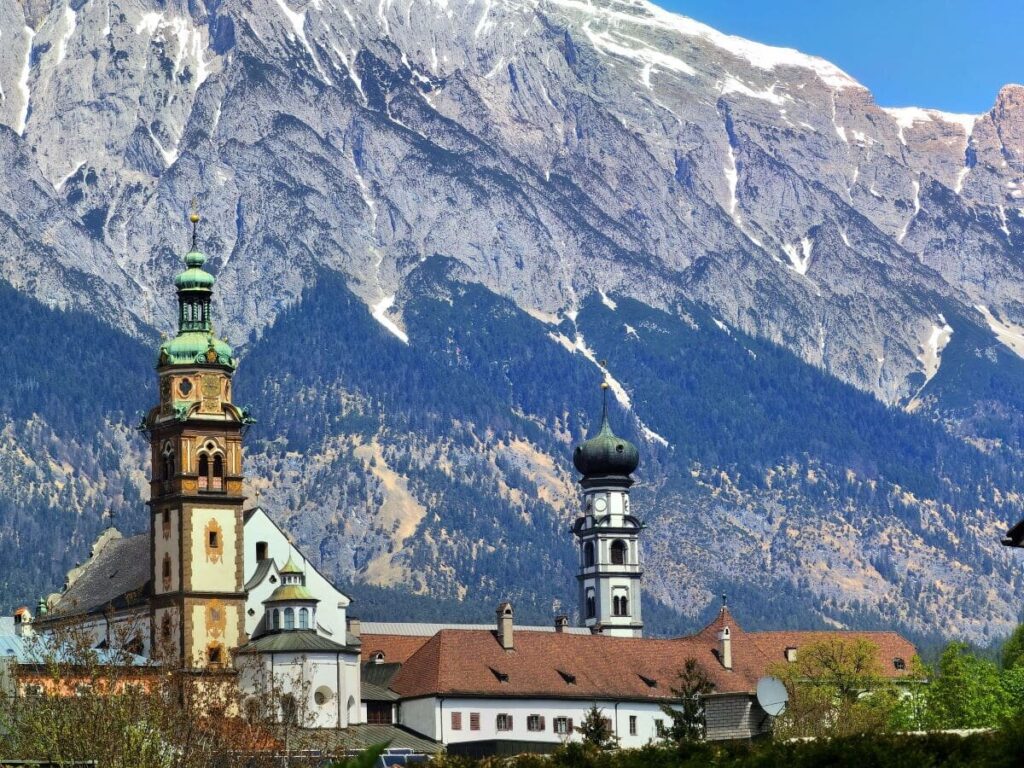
[573,384,639,482]
[173,250,216,291]
[156,209,236,369]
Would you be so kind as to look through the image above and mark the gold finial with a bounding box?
[601,381,609,390]
[189,197,200,250]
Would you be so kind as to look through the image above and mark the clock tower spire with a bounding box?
[572,377,644,638]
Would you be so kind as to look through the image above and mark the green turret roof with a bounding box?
[280,554,304,575]
[156,212,236,370]
[265,583,318,603]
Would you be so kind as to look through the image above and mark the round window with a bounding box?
[314,686,333,706]
[594,497,607,512]
[178,379,193,396]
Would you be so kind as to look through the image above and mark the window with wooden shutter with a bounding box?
[527,714,544,731]
[470,712,480,731]
[451,712,462,730]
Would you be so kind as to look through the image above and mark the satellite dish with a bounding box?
[756,676,789,717]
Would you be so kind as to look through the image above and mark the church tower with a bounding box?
[572,384,644,638]
[144,210,252,668]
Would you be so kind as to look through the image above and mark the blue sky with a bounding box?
[660,0,1022,113]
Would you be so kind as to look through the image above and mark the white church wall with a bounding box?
[234,650,361,730]
[243,509,349,639]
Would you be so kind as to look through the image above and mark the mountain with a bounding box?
[0,0,1023,645]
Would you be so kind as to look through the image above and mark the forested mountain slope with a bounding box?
[0,0,1023,642]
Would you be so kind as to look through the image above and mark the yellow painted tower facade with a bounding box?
[144,212,252,669]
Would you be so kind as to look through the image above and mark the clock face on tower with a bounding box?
[594,497,607,512]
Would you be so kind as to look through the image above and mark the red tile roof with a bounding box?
[370,608,920,701]
[388,627,764,701]
[361,634,434,664]
[747,630,919,679]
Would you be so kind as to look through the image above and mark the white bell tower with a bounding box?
[572,382,644,638]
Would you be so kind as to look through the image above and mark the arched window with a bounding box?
[198,454,209,490]
[284,607,295,630]
[583,542,595,568]
[585,589,596,620]
[299,608,309,629]
[613,595,629,616]
[611,540,627,566]
[272,610,280,630]
[212,454,224,490]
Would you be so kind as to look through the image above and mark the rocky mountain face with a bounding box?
[1,0,1023,645]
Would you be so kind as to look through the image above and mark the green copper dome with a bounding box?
[573,398,639,480]
[156,214,236,370]
[265,583,318,603]
[173,263,215,291]
[159,332,235,368]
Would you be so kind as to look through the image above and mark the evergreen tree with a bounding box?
[659,658,714,744]
[577,705,618,750]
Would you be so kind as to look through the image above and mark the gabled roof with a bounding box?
[43,531,150,621]
[389,628,763,702]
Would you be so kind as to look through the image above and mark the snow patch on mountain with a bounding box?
[917,318,953,386]
[884,107,978,143]
[371,295,410,344]
[782,237,813,275]
[549,0,858,89]
[720,76,785,106]
[56,7,77,65]
[976,305,1024,359]
[15,26,34,136]
[581,24,695,78]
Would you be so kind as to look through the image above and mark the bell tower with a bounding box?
[572,382,644,638]
[144,208,253,669]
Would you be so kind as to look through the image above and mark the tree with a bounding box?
[770,637,903,739]
[659,658,714,744]
[577,704,618,750]
[925,642,1012,729]
[0,614,330,767]
[1002,623,1024,669]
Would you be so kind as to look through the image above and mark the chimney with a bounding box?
[554,615,569,633]
[497,601,514,650]
[718,625,732,670]
[347,616,361,640]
